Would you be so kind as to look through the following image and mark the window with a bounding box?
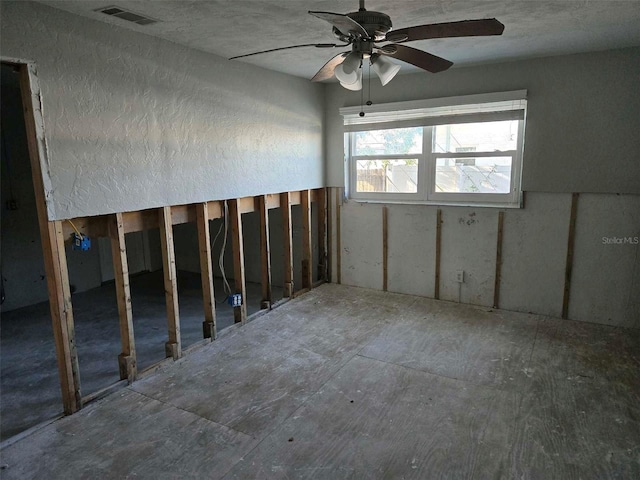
[342,91,527,207]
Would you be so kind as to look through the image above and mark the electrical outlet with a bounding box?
[71,233,91,251]
[228,293,242,307]
[456,270,465,283]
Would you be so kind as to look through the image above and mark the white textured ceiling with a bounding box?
[39,0,640,79]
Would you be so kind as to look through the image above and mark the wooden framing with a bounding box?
[317,188,328,281]
[20,154,325,417]
[228,199,248,324]
[493,211,505,309]
[301,190,313,289]
[434,209,442,300]
[61,191,320,241]
[562,193,579,319]
[336,188,342,284]
[196,203,217,340]
[18,63,82,414]
[382,206,388,292]
[257,196,273,309]
[109,212,137,382]
[281,192,295,297]
[159,206,181,359]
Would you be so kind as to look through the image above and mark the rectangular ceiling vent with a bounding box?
[96,6,159,26]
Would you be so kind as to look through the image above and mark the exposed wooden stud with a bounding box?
[336,188,342,284]
[229,199,248,323]
[257,195,273,309]
[281,192,295,297]
[434,209,442,299]
[326,188,333,283]
[562,193,579,319]
[493,211,505,309]
[301,189,313,289]
[109,212,137,382]
[196,203,217,340]
[158,206,181,359]
[19,64,82,414]
[316,188,327,281]
[382,206,389,292]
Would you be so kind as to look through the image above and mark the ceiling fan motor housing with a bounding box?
[346,10,393,41]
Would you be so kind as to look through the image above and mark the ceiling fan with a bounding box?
[229,0,505,90]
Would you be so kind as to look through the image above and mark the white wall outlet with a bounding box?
[456,270,465,283]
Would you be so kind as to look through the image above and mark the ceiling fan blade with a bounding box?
[229,43,344,60]
[312,53,349,82]
[379,44,453,73]
[309,11,368,37]
[385,19,505,43]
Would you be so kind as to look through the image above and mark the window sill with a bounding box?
[348,197,523,209]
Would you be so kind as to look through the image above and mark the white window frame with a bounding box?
[341,91,527,208]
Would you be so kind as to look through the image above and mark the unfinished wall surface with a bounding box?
[172,203,319,298]
[325,48,640,327]
[569,194,640,326]
[0,1,325,221]
[332,192,639,328]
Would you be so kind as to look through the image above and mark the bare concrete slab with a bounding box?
[224,355,521,479]
[1,284,638,479]
[359,297,540,389]
[0,389,255,479]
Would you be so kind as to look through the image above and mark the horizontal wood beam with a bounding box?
[60,190,322,240]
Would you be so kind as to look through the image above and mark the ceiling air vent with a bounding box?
[96,6,158,26]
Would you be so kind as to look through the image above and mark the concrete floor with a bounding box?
[1,284,639,478]
[0,270,282,441]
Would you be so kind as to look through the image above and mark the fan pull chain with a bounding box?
[359,64,365,117]
[367,60,372,107]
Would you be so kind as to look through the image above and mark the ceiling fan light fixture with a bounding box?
[371,54,401,86]
[335,52,362,84]
[340,68,363,90]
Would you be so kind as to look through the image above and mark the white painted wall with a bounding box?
[0,1,325,220]
[326,48,640,328]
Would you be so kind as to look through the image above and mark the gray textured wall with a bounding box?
[0,1,325,220]
[326,47,640,194]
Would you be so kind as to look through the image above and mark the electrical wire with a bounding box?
[66,219,83,238]
[211,201,232,304]
[218,201,232,296]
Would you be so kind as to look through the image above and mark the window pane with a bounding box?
[435,157,512,194]
[356,159,418,193]
[433,121,518,153]
[354,128,422,156]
